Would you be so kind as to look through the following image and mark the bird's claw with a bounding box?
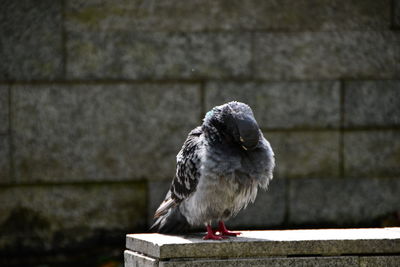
[220,230,241,236]
[217,221,241,237]
[203,233,226,240]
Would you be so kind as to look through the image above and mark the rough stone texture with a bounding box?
[67,32,251,80]
[266,131,340,178]
[125,251,359,267]
[0,136,10,184]
[126,228,400,259]
[206,81,340,129]
[125,252,400,267]
[125,250,157,267]
[0,86,9,134]
[344,81,400,127]
[0,0,63,81]
[344,131,400,178]
[148,178,286,229]
[160,257,359,267]
[360,256,400,267]
[0,182,147,252]
[254,31,400,80]
[11,83,201,182]
[289,178,400,225]
[66,0,390,32]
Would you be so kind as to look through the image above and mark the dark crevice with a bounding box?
[391,0,399,30]
[250,31,256,79]
[339,80,345,178]
[7,83,15,183]
[283,178,291,227]
[61,0,67,79]
[3,78,400,86]
[0,179,148,189]
[263,126,400,133]
[199,81,206,122]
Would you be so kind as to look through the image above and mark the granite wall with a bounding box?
[0,0,399,265]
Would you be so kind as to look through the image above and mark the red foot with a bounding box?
[203,224,225,240]
[218,221,241,236]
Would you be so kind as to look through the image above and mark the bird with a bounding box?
[150,101,275,240]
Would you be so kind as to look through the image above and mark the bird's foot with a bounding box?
[203,232,225,240]
[219,229,241,236]
[203,224,227,240]
[218,221,241,236]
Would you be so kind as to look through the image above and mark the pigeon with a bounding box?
[150,101,275,240]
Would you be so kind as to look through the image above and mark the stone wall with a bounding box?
[1,0,399,265]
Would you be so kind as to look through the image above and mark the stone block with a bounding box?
[0,136,10,184]
[0,182,147,252]
[125,251,359,267]
[254,31,400,80]
[344,131,400,178]
[148,179,286,230]
[0,86,9,134]
[66,0,390,32]
[11,83,201,182]
[160,257,358,267]
[289,178,400,225]
[0,0,63,81]
[126,228,400,259]
[125,250,157,267]
[266,131,340,179]
[360,256,400,267]
[67,32,251,80]
[344,81,400,127]
[205,81,340,129]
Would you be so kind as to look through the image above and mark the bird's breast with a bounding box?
[179,170,258,226]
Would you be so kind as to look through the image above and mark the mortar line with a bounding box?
[199,81,206,122]
[262,126,400,133]
[391,0,397,30]
[7,84,15,183]
[61,0,67,78]
[0,179,149,189]
[284,178,291,227]
[0,77,397,86]
[250,31,256,79]
[0,79,207,86]
[339,80,345,178]
[145,179,151,230]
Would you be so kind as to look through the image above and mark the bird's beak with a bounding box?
[240,136,248,150]
[236,116,260,150]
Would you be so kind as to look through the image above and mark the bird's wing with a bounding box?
[153,126,202,218]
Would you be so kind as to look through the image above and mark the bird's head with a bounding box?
[204,101,261,151]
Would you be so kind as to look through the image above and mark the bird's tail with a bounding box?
[149,204,190,234]
[150,192,190,234]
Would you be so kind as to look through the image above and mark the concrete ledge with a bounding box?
[125,228,400,266]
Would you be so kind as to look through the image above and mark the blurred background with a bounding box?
[1,0,399,266]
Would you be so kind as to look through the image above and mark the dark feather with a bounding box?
[150,127,202,233]
[150,205,190,234]
[170,126,202,201]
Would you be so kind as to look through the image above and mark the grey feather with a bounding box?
[151,101,275,233]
